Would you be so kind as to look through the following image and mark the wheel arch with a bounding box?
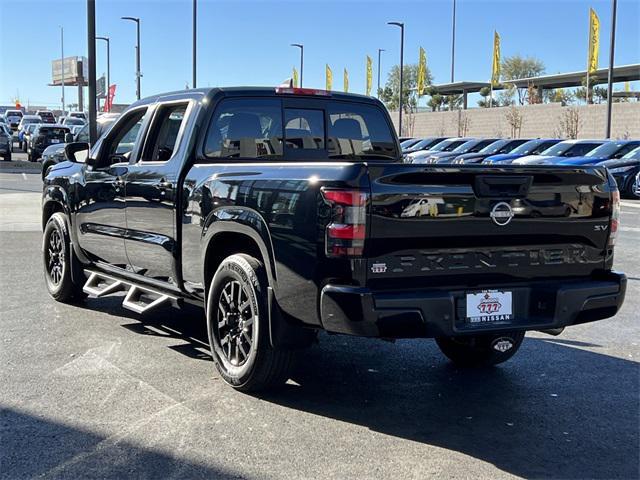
[201,208,277,293]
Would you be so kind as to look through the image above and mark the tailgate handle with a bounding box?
[474,176,532,198]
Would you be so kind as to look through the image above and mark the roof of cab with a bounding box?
[128,86,383,109]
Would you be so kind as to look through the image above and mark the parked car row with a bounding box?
[401,136,640,198]
[0,109,89,161]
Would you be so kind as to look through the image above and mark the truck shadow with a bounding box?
[264,335,639,479]
[0,407,243,479]
[74,298,639,478]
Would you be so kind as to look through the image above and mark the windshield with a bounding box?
[407,138,442,151]
[430,139,463,152]
[400,139,421,149]
[586,141,640,158]
[621,146,640,160]
[6,111,23,118]
[65,118,84,125]
[540,141,578,156]
[479,139,510,154]
[40,127,69,137]
[452,139,496,154]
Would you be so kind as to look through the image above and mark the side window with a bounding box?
[326,102,396,159]
[204,98,282,159]
[284,109,325,150]
[103,109,146,164]
[142,103,188,162]
[76,125,89,143]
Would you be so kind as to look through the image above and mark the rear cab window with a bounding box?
[203,96,397,161]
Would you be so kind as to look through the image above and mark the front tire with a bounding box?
[206,254,294,392]
[43,213,86,302]
[436,331,525,367]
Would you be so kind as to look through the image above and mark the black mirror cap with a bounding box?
[64,142,90,163]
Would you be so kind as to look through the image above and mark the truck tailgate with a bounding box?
[365,165,613,289]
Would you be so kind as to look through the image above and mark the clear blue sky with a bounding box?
[1,0,638,109]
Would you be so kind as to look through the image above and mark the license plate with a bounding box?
[466,290,513,323]
[50,139,60,144]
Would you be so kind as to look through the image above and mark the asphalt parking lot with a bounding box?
[1,168,638,479]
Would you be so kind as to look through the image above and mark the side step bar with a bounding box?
[83,269,178,314]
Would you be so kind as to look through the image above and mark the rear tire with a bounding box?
[206,254,294,392]
[43,212,86,302]
[436,331,525,367]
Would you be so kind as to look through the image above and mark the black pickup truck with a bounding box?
[42,87,626,391]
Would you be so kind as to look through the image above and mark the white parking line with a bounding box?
[621,201,640,209]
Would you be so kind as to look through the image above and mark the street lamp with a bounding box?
[291,43,303,87]
[121,16,141,100]
[605,0,618,138]
[60,26,65,115]
[377,48,385,99]
[96,36,110,108]
[451,0,457,82]
[192,0,197,88]
[387,21,404,137]
[87,0,97,144]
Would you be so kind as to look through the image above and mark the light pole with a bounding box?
[387,21,404,136]
[87,0,97,144]
[121,16,141,100]
[192,0,197,88]
[605,0,618,138]
[60,26,65,115]
[451,0,457,83]
[291,43,303,87]
[96,36,110,109]
[377,48,385,99]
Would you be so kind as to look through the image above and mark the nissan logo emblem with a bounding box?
[490,202,514,226]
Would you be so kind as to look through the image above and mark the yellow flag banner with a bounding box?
[326,64,333,91]
[293,67,299,88]
[491,31,501,86]
[344,68,349,93]
[366,56,373,96]
[625,81,630,92]
[417,47,427,95]
[588,8,600,74]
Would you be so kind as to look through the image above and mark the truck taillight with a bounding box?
[321,188,368,257]
[609,190,620,247]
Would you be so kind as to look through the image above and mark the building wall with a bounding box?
[389,102,640,139]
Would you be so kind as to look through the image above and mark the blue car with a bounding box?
[554,140,640,166]
[483,138,561,164]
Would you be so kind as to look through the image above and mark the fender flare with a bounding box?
[201,206,277,289]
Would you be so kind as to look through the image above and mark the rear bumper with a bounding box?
[320,272,627,338]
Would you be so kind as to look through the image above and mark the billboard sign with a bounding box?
[51,56,88,85]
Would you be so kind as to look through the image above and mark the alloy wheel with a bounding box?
[46,229,65,285]
[215,280,255,367]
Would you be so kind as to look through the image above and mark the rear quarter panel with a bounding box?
[181,161,369,326]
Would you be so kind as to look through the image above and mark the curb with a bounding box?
[0,161,42,173]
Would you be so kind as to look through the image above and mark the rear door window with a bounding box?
[204,98,283,159]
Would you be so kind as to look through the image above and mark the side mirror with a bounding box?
[64,142,90,163]
[65,132,74,143]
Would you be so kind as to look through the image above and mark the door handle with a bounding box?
[157,180,173,189]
